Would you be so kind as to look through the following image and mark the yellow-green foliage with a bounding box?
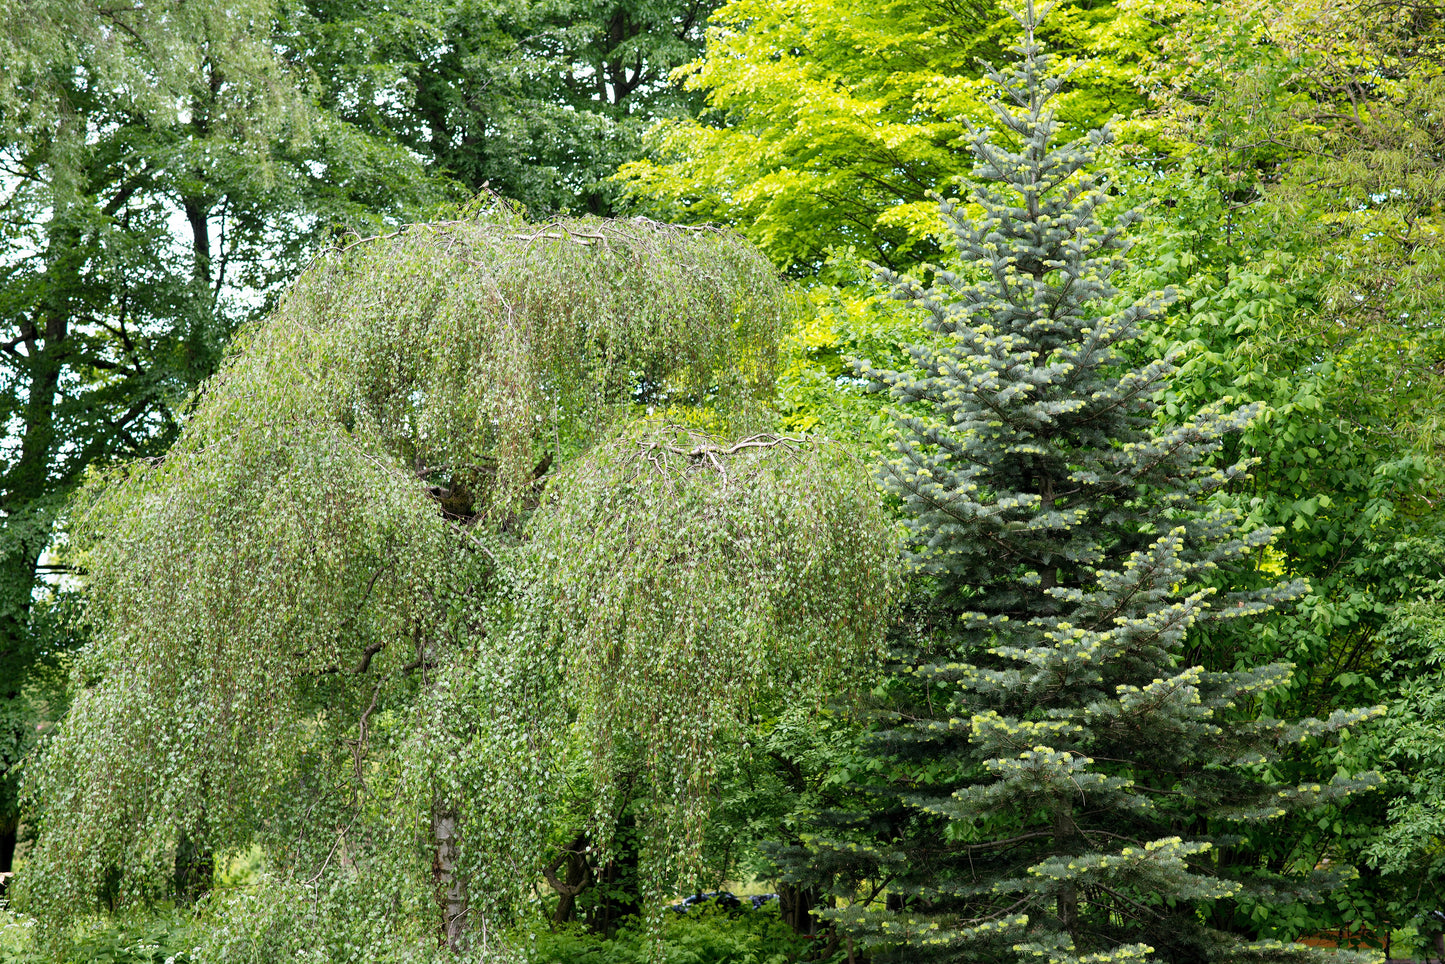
[618,0,1157,282]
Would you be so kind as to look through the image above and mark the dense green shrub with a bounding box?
[525,908,847,964]
[0,905,197,964]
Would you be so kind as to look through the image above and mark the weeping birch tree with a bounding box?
[14,209,898,961]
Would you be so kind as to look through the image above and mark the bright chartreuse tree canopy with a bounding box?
[617,0,1158,282]
[615,0,1169,459]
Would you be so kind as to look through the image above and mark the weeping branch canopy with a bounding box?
[17,211,898,957]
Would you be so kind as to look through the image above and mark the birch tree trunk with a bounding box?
[432,806,468,952]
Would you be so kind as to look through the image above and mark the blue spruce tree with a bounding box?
[783,5,1381,963]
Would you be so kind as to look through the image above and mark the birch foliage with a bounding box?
[16,212,898,959]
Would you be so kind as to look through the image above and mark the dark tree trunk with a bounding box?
[587,812,641,936]
[1054,800,1079,941]
[183,196,212,288]
[173,826,213,904]
[0,222,77,882]
[542,833,593,925]
[0,817,17,895]
[778,880,821,935]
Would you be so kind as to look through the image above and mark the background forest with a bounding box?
[1,0,1444,962]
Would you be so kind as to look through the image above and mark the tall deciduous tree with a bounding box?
[617,0,1156,281]
[295,0,719,215]
[778,9,1379,962]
